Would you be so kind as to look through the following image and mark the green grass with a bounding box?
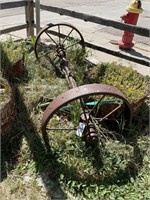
[73,62,148,102]
[1,38,150,200]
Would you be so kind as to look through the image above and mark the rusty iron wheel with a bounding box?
[41,84,132,148]
[34,23,85,64]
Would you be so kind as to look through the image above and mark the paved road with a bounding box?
[40,0,150,26]
[1,0,149,26]
[0,0,150,75]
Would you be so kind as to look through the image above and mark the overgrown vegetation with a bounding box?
[1,38,150,200]
[73,62,149,102]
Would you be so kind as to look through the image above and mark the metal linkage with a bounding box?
[57,47,77,88]
[34,23,132,148]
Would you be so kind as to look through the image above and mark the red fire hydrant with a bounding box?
[118,0,143,49]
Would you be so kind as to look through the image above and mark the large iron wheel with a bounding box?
[34,23,85,65]
[41,84,132,148]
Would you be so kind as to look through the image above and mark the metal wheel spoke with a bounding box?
[88,95,105,116]
[99,104,122,122]
[62,28,74,44]
[58,25,61,44]
[65,40,80,50]
[39,50,56,58]
[36,43,57,58]
[45,31,58,46]
[36,42,56,50]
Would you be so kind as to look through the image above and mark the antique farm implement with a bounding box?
[34,23,148,147]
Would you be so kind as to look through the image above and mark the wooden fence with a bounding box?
[1,0,34,36]
[0,0,149,66]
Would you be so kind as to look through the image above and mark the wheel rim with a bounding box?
[42,84,132,147]
[34,23,85,66]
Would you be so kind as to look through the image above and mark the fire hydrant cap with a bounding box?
[126,0,143,14]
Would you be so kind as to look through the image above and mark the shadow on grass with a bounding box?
[0,42,66,198]
[1,85,67,199]
[1,126,23,181]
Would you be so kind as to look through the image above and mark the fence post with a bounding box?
[25,0,34,37]
[35,0,40,35]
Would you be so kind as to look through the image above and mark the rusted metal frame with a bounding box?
[37,24,132,145]
[59,53,77,88]
[59,53,88,125]
[25,0,34,37]
[39,4,150,37]
[62,66,77,89]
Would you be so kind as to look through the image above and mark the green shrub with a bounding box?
[74,62,148,102]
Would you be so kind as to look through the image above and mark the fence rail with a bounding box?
[39,4,149,38]
[0,1,27,35]
[0,1,149,66]
[0,1,34,37]
[1,24,27,35]
[0,1,26,9]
